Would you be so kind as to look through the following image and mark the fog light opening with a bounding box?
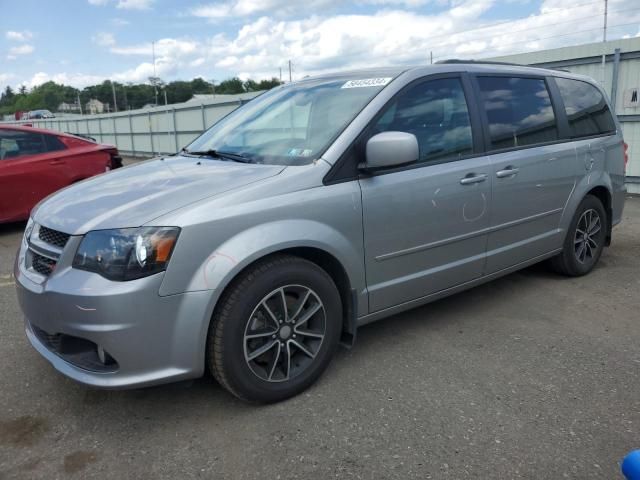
[97,345,106,364]
[96,345,115,366]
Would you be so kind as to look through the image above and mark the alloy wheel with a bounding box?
[573,208,601,264]
[243,285,326,383]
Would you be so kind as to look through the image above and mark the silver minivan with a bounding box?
[15,62,627,402]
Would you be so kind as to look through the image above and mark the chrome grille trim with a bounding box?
[25,223,72,279]
[38,226,70,249]
[31,252,57,276]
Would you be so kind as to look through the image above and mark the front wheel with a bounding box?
[207,255,342,403]
[550,195,607,276]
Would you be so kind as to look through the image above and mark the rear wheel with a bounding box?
[207,254,342,403]
[550,195,607,276]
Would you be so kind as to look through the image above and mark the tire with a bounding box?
[207,254,342,403]
[550,195,607,276]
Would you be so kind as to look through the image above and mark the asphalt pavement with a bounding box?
[1,197,639,479]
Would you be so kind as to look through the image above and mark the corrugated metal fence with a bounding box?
[2,92,262,157]
[491,37,640,193]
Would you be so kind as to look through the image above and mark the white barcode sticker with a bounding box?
[341,77,392,89]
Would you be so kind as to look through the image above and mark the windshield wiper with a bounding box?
[182,148,253,163]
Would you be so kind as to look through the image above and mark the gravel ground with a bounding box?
[0,197,639,480]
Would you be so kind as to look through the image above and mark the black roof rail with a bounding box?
[435,59,526,67]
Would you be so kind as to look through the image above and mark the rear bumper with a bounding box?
[15,250,213,389]
[612,181,627,227]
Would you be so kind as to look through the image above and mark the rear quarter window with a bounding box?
[555,77,616,138]
[44,134,67,152]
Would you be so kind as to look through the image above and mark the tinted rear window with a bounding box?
[555,77,616,138]
[477,76,558,150]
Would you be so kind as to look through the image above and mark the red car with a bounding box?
[0,125,122,223]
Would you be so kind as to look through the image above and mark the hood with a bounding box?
[33,155,285,234]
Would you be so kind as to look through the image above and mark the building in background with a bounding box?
[57,101,81,113]
[85,99,107,114]
[489,37,640,194]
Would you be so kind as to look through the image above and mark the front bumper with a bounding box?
[14,234,213,389]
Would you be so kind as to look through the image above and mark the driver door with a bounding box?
[358,75,492,312]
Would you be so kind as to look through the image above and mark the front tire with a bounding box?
[207,254,342,403]
[550,195,607,276]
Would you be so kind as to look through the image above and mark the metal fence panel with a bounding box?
[1,92,262,157]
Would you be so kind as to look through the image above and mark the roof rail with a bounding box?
[435,59,525,67]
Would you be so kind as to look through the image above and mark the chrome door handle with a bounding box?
[460,173,488,185]
[496,167,519,178]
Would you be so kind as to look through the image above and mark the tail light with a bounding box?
[107,150,123,170]
[623,142,628,174]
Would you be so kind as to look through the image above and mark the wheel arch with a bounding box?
[585,185,613,245]
[209,246,358,350]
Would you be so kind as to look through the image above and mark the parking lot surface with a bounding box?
[1,197,639,479]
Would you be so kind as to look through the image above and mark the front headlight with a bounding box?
[23,218,34,244]
[73,227,180,281]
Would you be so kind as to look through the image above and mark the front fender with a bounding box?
[191,219,363,294]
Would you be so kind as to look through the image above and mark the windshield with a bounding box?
[184,76,395,165]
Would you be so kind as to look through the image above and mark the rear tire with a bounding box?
[550,195,607,276]
[207,254,342,403]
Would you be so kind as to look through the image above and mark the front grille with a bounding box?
[38,226,70,249]
[31,252,56,276]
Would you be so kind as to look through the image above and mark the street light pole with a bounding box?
[111,81,118,112]
[601,0,608,86]
[152,41,158,105]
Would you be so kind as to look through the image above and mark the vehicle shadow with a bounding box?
[69,260,567,423]
[0,220,26,236]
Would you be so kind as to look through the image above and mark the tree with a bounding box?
[258,78,282,90]
[165,81,194,104]
[0,74,281,116]
[190,77,211,94]
[216,77,245,94]
[243,79,260,92]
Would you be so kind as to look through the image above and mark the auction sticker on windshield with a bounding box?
[341,78,392,89]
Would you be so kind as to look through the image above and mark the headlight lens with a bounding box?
[73,227,180,281]
[23,218,34,244]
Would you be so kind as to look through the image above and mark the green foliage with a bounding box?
[216,77,245,94]
[0,76,283,116]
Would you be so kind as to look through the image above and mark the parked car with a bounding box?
[26,109,55,119]
[15,63,626,403]
[0,125,122,223]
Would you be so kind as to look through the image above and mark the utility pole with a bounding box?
[279,67,282,82]
[288,60,292,82]
[430,51,433,64]
[601,0,608,86]
[152,40,158,105]
[77,91,83,115]
[111,81,118,112]
[164,89,168,106]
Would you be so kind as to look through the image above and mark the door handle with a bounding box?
[460,173,488,185]
[49,159,65,165]
[496,167,520,178]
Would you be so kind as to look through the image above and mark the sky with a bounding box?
[1,0,639,91]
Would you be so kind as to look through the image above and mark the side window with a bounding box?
[0,135,19,160]
[477,76,558,150]
[44,134,66,152]
[0,131,47,160]
[372,77,473,164]
[555,77,616,138]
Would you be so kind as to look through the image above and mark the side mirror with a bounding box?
[362,131,418,171]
